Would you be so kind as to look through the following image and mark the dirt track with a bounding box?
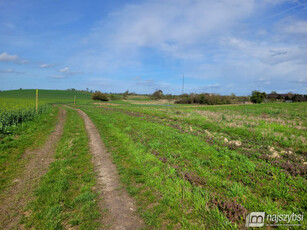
[70,106,144,230]
[0,108,66,229]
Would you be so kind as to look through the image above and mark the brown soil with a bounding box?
[0,107,66,229]
[70,106,144,230]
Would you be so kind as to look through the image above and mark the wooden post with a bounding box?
[74,95,76,105]
[36,89,38,112]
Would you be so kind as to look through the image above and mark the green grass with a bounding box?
[23,108,101,229]
[126,95,150,101]
[78,103,306,229]
[0,106,58,194]
[24,109,100,229]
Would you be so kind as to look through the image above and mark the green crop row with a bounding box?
[0,105,50,132]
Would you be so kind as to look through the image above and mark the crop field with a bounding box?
[78,102,307,228]
[0,89,91,104]
[0,89,91,132]
[0,89,306,229]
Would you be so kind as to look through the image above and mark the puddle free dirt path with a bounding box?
[0,108,66,229]
[69,106,144,230]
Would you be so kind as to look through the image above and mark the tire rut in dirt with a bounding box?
[69,106,144,230]
[0,108,67,229]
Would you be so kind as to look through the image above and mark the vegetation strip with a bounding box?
[0,107,66,229]
[23,107,101,229]
[0,106,58,194]
[68,105,144,229]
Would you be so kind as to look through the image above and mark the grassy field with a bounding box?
[0,89,306,229]
[78,102,306,229]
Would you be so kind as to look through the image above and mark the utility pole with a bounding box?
[182,74,185,95]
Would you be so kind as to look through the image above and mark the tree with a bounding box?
[292,94,305,102]
[286,92,293,100]
[152,90,163,100]
[123,90,129,99]
[250,90,266,104]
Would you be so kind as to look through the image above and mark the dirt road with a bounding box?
[70,106,144,230]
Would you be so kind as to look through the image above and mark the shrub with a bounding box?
[250,91,266,104]
[151,90,163,100]
[91,92,109,101]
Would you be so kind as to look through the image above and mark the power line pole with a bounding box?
[182,74,185,95]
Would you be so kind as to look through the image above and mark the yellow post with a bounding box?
[74,95,76,105]
[36,89,38,112]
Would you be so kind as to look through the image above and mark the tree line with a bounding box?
[90,89,307,105]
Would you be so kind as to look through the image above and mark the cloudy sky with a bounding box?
[0,0,306,95]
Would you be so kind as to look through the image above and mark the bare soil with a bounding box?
[71,106,144,230]
[0,108,66,229]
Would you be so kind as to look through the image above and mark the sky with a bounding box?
[0,0,306,95]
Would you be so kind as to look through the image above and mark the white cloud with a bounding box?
[58,67,69,72]
[109,0,254,48]
[282,20,307,34]
[0,52,19,62]
[0,52,29,64]
[223,37,307,65]
[40,63,52,68]
[57,67,82,75]
[74,0,256,71]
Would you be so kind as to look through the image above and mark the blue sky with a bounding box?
[0,0,306,95]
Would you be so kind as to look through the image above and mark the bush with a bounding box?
[91,92,109,101]
[292,94,306,102]
[151,90,163,100]
[250,91,266,104]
